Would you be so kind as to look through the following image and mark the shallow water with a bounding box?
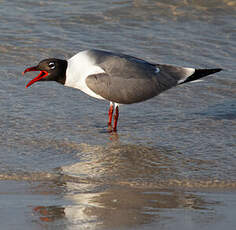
[0,0,236,229]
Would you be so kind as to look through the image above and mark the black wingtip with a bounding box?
[180,68,222,84]
[209,68,223,73]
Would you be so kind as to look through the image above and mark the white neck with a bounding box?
[65,50,105,100]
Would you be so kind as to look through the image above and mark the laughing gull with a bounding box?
[23,49,222,131]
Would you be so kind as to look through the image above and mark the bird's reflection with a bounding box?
[32,182,217,229]
[33,206,65,223]
[32,141,219,229]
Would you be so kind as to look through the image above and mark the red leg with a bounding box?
[113,106,119,132]
[108,103,114,127]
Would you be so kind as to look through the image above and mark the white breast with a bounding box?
[65,50,106,100]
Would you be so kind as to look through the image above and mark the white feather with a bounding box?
[65,50,106,100]
[190,79,204,83]
[177,67,195,84]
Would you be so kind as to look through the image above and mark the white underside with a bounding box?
[65,50,106,100]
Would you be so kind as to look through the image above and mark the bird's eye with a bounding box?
[48,62,55,69]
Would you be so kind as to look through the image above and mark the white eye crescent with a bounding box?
[49,62,55,69]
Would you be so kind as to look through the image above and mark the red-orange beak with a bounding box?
[23,66,48,88]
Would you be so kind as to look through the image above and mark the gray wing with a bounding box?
[86,50,193,104]
[86,73,163,104]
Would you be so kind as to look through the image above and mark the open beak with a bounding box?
[23,66,48,88]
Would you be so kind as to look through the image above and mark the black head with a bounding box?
[23,58,67,88]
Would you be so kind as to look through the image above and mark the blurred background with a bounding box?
[0,1,235,229]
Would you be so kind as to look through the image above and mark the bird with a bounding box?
[23,49,222,132]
